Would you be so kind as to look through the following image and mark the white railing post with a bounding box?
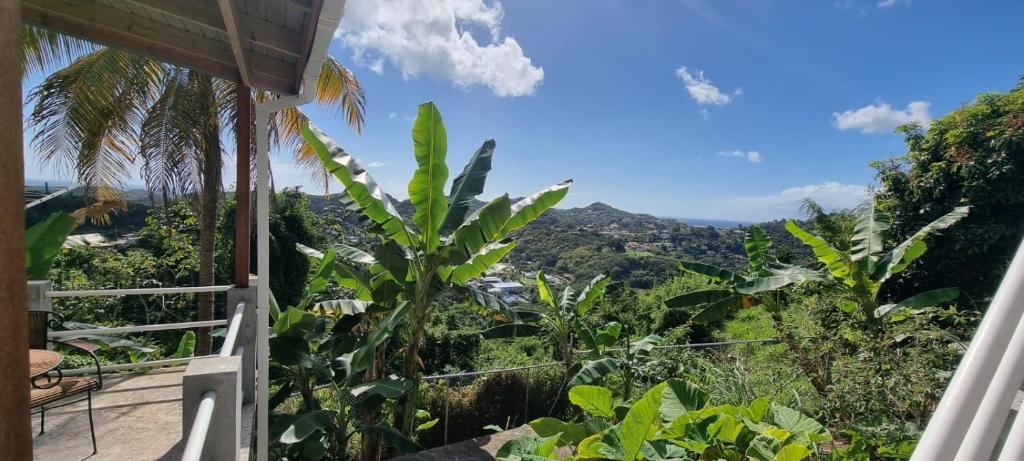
[913,238,1024,460]
[226,276,257,404]
[182,356,241,461]
[27,280,52,313]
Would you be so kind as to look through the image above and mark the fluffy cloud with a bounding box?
[367,160,393,168]
[878,0,912,8]
[715,181,870,220]
[716,150,762,163]
[675,67,740,106]
[832,101,931,134]
[336,0,544,97]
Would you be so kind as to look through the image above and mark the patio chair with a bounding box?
[28,310,104,455]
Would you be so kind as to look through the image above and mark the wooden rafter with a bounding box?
[217,0,251,86]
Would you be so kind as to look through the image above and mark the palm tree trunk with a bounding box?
[195,110,221,356]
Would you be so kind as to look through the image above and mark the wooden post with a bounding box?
[233,86,252,288]
[1,0,33,457]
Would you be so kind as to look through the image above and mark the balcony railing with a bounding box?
[29,279,258,461]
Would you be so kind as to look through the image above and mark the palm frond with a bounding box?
[28,48,164,203]
[19,25,97,79]
[140,68,204,197]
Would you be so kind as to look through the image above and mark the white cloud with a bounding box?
[336,0,544,97]
[833,101,931,134]
[675,67,739,106]
[716,150,763,163]
[715,181,870,220]
[367,160,393,168]
[878,0,912,8]
[388,112,397,119]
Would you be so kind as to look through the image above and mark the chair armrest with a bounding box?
[51,339,104,391]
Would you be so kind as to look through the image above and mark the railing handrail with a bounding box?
[60,355,217,376]
[181,390,218,461]
[219,302,246,358]
[45,285,232,298]
[49,319,228,338]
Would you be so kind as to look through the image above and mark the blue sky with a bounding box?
[24,0,1024,221]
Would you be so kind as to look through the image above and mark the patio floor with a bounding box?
[31,367,253,461]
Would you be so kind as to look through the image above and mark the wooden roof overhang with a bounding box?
[20,0,327,94]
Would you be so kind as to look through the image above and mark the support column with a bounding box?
[1,0,33,457]
[233,86,252,288]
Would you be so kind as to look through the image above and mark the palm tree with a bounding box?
[24,27,366,354]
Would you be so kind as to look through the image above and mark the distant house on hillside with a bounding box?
[490,282,525,295]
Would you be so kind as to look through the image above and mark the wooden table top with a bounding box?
[29,349,62,379]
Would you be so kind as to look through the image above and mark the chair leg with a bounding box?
[87,391,97,455]
[39,406,45,435]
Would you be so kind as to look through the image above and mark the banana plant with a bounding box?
[571,326,662,401]
[662,226,829,394]
[301,101,571,435]
[268,246,418,460]
[482,271,611,370]
[785,200,969,324]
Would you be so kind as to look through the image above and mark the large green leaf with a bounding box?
[342,301,411,377]
[744,226,775,273]
[464,286,516,321]
[482,323,544,339]
[302,121,415,246]
[313,299,371,317]
[850,201,891,272]
[536,270,556,308]
[26,212,77,279]
[660,379,710,422]
[269,336,314,368]
[173,331,196,358]
[350,375,412,406]
[874,287,960,319]
[680,260,743,283]
[496,434,560,460]
[663,289,735,309]
[785,221,852,284]
[735,265,826,294]
[441,139,495,236]
[530,417,589,446]
[274,307,317,336]
[568,385,615,419]
[330,243,377,265]
[770,403,831,444]
[692,295,752,324]
[619,382,667,461]
[570,358,619,386]
[497,180,572,236]
[448,240,516,284]
[774,444,811,461]
[448,194,513,265]
[409,102,449,251]
[270,410,334,444]
[876,206,969,283]
[576,274,610,316]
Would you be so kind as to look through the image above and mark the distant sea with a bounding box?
[665,217,755,228]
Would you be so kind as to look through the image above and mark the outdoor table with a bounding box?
[30,349,64,388]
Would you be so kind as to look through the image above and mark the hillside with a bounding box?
[39,188,809,289]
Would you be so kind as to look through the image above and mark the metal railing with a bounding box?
[28,280,256,461]
[913,238,1024,461]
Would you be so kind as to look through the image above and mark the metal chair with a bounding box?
[28,310,104,455]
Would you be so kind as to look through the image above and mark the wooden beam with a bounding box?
[217,0,252,86]
[23,0,297,93]
[234,86,252,288]
[124,0,303,57]
[292,0,324,93]
[1,0,32,458]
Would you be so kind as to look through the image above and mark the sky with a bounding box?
[22,0,1024,222]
